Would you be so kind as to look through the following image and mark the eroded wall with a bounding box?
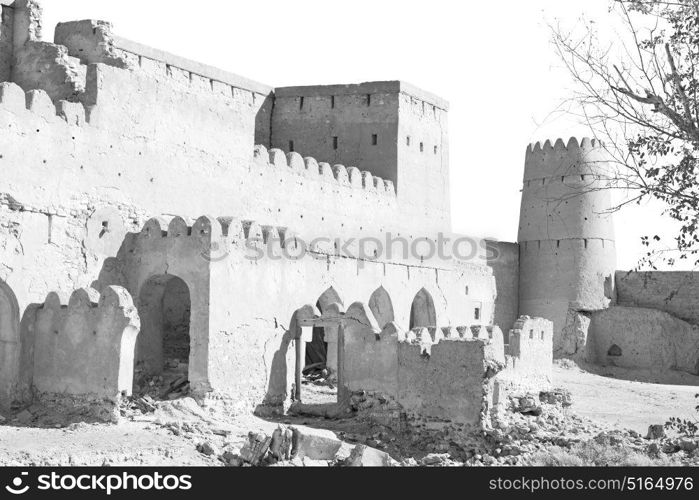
[24,286,140,401]
[340,305,505,426]
[501,316,553,390]
[616,271,699,326]
[588,305,699,375]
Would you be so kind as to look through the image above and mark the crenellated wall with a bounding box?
[19,285,139,420]
[340,301,507,427]
[80,215,496,412]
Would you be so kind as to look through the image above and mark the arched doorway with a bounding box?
[135,274,191,398]
[369,286,394,329]
[409,288,436,329]
[306,287,343,374]
[0,280,19,410]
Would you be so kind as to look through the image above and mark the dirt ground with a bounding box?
[0,362,696,466]
[553,361,699,434]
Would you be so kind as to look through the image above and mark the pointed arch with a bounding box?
[316,286,343,313]
[409,288,436,329]
[303,286,344,373]
[369,286,394,329]
[0,279,20,410]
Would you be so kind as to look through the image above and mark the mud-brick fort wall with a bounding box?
[0,6,463,318]
[616,271,699,326]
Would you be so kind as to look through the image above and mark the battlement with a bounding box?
[253,145,397,196]
[523,137,613,181]
[275,80,449,112]
[0,81,88,125]
[341,300,506,426]
[20,285,140,420]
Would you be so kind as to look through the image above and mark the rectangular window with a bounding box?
[366,94,371,106]
[332,136,338,150]
[371,134,378,146]
[529,329,534,339]
[289,140,294,152]
[406,136,411,146]
[299,96,304,109]
[419,142,424,153]
[433,145,438,155]
[474,307,480,320]
[331,95,335,109]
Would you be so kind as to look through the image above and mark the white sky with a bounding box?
[40,0,683,270]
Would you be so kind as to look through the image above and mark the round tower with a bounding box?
[517,137,616,355]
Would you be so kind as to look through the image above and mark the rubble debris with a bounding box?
[539,389,572,407]
[269,424,293,461]
[196,441,218,456]
[646,424,665,440]
[239,432,272,466]
[291,425,344,460]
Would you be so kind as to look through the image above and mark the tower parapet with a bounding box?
[517,137,616,355]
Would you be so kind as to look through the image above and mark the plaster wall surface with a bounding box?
[26,286,139,399]
[397,337,494,425]
[588,305,699,375]
[502,316,553,389]
[341,310,502,426]
[487,240,519,336]
[0,279,19,409]
[396,91,450,233]
[616,271,699,326]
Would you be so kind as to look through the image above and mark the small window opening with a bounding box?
[332,136,338,150]
[419,142,424,153]
[366,94,371,106]
[529,329,534,339]
[331,95,335,108]
[99,221,109,239]
[289,140,295,152]
[433,145,438,155]
[371,134,378,146]
[474,307,481,320]
[406,136,411,146]
[299,96,305,109]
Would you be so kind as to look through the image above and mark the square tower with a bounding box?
[271,81,451,233]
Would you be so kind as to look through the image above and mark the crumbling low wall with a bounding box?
[501,316,553,390]
[20,286,140,420]
[616,271,699,326]
[341,302,506,428]
[588,305,699,375]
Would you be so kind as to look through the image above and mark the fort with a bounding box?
[0,0,698,432]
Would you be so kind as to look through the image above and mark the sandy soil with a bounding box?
[553,361,698,434]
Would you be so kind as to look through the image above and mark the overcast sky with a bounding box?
[41,0,683,270]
